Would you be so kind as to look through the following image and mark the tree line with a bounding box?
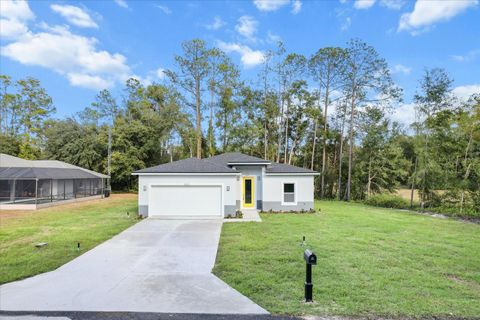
[1,38,478,215]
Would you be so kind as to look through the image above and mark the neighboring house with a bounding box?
[0,153,109,210]
[132,152,318,218]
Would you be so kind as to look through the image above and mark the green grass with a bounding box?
[0,194,138,284]
[213,200,480,318]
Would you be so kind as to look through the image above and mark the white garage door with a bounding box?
[148,185,222,217]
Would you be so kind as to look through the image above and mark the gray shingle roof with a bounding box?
[207,152,270,166]
[266,163,317,174]
[0,153,109,179]
[133,157,239,174]
[0,167,103,180]
[132,153,317,175]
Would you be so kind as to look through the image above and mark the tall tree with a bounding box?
[91,89,118,181]
[457,94,480,213]
[343,39,401,201]
[44,118,105,173]
[309,47,347,197]
[413,68,453,209]
[356,107,408,198]
[333,98,349,200]
[278,53,307,163]
[207,48,222,157]
[215,57,241,152]
[0,75,18,136]
[16,77,55,138]
[285,80,315,165]
[259,49,275,159]
[272,42,286,162]
[165,39,212,158]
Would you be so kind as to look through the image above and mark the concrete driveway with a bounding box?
[0,219,267,314]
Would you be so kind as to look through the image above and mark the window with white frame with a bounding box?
[283,183,295,203]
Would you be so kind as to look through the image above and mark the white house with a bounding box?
[132,152,318,218]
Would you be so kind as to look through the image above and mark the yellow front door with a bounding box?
[242,177,254,208]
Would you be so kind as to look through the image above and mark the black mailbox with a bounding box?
[304,249,317,265]
[303,249,317,302]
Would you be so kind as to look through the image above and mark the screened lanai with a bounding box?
[0,154,109,209]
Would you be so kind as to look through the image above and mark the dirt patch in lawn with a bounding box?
[447,274,480,292]
[0,193,137,220]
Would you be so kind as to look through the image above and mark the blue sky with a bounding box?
[1,0,479,126]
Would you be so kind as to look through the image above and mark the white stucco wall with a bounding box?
[262,175,314,207]
[137,174,239,216]
[136,170,315,215]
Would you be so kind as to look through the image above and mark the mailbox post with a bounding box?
[303,249,317,302]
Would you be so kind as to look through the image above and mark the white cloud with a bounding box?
[291,0,302,14]
[253,0,302,13]
[1,24,131,90]
[451,49,480,62]
[206,16,225,30]
[389,89,478,126]
[0,0,35,21]
[390,103,416,126]
[217,41,265,68]
[341,17,351,31]
[352,0,404,10]
[0,0,35,39]
[67,73,113,89]
[391,64,412,75]
[156,67,165,79]
[235,15,258,41]
[1,2,163,91]
[50,4,98,29]
[380,0,404,10]
[267,30,281,43]
[253,0,290,11]
[398,0,478,34]
[156,4,172,14]
[131,67,166,86]
[354,0,376,9]
[114,0,128,8]
[453,84,480,100]
[0,18,29,39]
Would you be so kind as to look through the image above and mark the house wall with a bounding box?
[137,175,239,217]
[262,175,315,211]
[234,166,263,210]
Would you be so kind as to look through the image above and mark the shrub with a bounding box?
[235,210,243,218]
[425,205,480,220]
[363,193,480,221]
[364,194,410,209]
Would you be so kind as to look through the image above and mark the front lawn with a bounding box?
[0,194,138,284]
[213,201,480,318]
